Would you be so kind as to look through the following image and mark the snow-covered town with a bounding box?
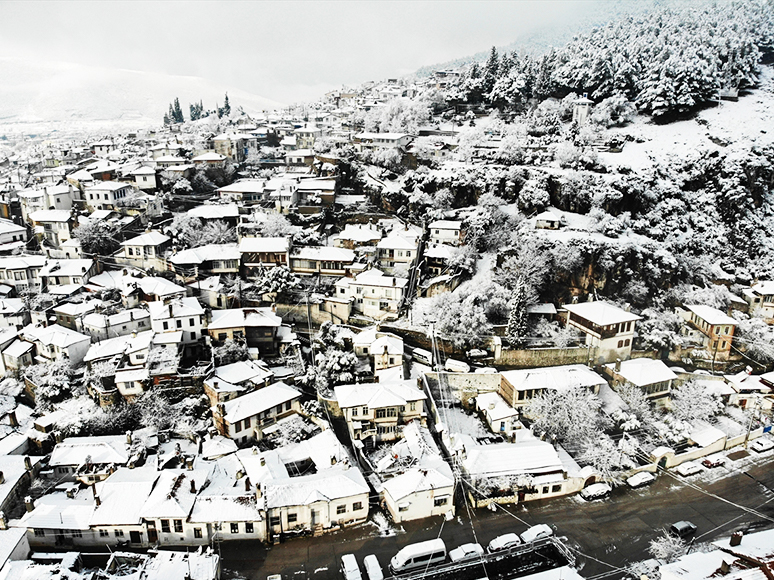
[1,2,774,579]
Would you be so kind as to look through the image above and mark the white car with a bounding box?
[449,543,484,563]
[626,472,656,489]
[750,437,774,453]
[520,524,553,543]
[487,533,523,553]
[676,461,703,477]
[340,554,362,580]
[580,483,612,501]
[363,555,383,580]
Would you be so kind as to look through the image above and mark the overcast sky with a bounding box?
[1,1,619,105]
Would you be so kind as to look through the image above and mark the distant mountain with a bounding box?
[0,58,282,132]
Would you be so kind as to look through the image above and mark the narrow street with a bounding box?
[220,451,774,580]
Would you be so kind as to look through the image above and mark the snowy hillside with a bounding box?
[0,57,282,133]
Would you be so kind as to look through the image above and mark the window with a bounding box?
[128,248,134,256]
[99,529,109,537]
[194,528,202,538]
[190,332,196,340]
[409,402,416,411]
[353,502,363,511]
[231,523,239,533]
[285,401,292,411]
[189,318,195,326]
[336,505,346,515]
[724,326,730,334]
[433,497,448,507]
[362,406,368,415]
[233,421,241,432]
[115,529,124,537]
[624,339,630,347]
[161,519,170,533]
[617,340,623,348]
[542,486,549,494]
[246,522,254,534]
[386,408,397,417]
[218,333,227,341]
[552,485,562,493]
[721,341,727,349]
[269,516,280,527]
[34,529,45,537]
[399,504,409,512]
[243,417,251,429]
[288,513,298,523]
[176,320,182,328]
[174,519,183,533]
[163,321,169,330]
[376,409,386,419]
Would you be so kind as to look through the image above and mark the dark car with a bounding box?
[669,521,697,539]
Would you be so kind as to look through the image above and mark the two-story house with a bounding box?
[28,210,74,249]
[603,357,678,407]
[563,301,641,363]
[678,304,738,362]
[116,231,171,272]
[84,182,133,211]
[428,220,463,246]
[213,382,302,444]
[207,308,283,356]
[148,297,205,346]
[238,237,290,276]
[499,364,607,410]
[334,380,427,444]
[334,269,407,319]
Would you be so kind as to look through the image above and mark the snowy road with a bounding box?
[219,448,774,579]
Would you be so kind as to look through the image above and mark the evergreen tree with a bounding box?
[506,282,530,347]
[172,98,184,123]
[189,101,201,121]
[483,46,500,97]
[223,93,231,117]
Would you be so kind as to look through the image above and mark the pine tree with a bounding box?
[163,112,171,125]
[507,282,530,348]
[172,98,184,123]
[483,46,500,97]
[189,101,200,121]
[223,93,231,117]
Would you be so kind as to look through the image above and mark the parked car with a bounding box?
[669,521,697,539]
[445,358,471,373]
[580,483,612,501]
[449,543,484,563]
[702,453,726,468]
[626,472,656,489]
[520,524,553,543]
[676,461,703,477]
[486,533,523,553]
[341,554,362,580]
[390,539,447,574]
[750,437,774,453]
[363,555,383,580]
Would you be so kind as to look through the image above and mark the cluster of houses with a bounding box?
[0,70,773,578]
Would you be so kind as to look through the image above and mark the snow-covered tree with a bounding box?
[168,213,203,249]
[648,530,686,563]
[196,220,236,246]
[671,381,724,423]
[525,386,609,450]
[212,339,249,366]
[252,266,300,296]
[23,360,80,411]
[73,219,121,256]
[506,282,529,347]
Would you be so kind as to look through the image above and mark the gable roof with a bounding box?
[221,382,300,423]
[563,301,641,326]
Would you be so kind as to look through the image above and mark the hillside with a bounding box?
[0,57,282,134]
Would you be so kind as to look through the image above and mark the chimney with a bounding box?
[168,303,173,317]
[24,496,34,512]
[730,530,743,546]
[0,512,6,530]
[24,456,32,471]
[213,381,219,390]
[331,455,337,466]
[66,487,76,499]
[252,446,258,455]
[614,358,622,373]
[186,457,194,471]
[54,431,62,444]
[720,560,730,575]
[8,410,17,428]
[244,477,251,492]
[236,470,244,480]
[260,456,266,467]
[190,479,197,494]
[126,430,133,445]
[255,483,262,499]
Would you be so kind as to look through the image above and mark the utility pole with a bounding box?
[744,396,761,449]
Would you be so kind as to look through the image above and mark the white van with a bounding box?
[412,348,434,366]
[444,359,470,373]
[389,538,447,574]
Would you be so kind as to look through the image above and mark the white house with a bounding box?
[23,324,91,366]
[84,182,133,211]
[563,301,642,363]
[148,298,205,345]
[334,269,407,319]
[428,220,463,246]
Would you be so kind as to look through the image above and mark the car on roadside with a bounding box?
[487,533,523,553]
[363,555,383,580]
[520,524,553,543]
[449,543,485,563]
[341,554,362,580]
[580,483,612,501]
[676,461,703,477]
[750,437,774,453]
[626,472,656,489]
[702,453,727,468]
[669,520,697,539]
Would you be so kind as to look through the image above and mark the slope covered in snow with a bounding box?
[0,57,282,133]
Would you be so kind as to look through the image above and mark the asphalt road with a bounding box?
[220,449,774,580]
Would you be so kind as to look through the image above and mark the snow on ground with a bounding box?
[367,511,404,538]
[599,65,774,172]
